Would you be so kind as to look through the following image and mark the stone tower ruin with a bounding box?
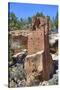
[24,17,54,85]
[9,16,54,85]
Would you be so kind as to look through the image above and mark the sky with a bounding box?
[8,2,58,20]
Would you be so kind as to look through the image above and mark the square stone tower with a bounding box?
[25,17,54,83]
